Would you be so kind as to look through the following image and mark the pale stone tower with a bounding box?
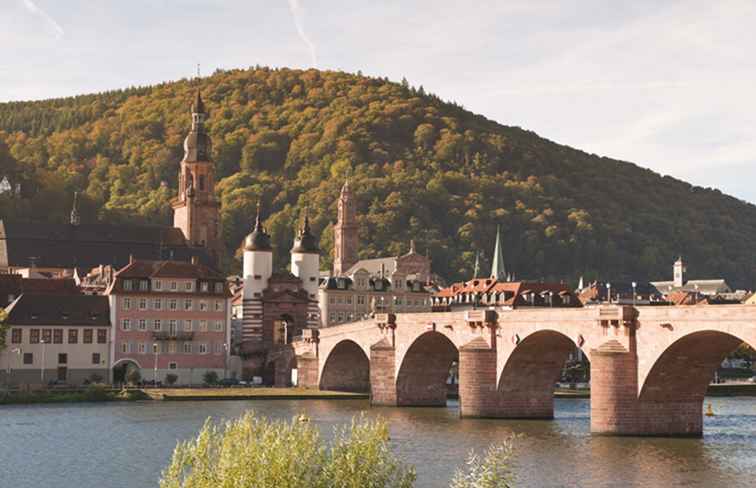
[291,209,321,328]
[242,204,273,344]
[673,257,686,288]
[70,192,81,226]
[171,90,221,262]
[333,179,358,276]
[490,225,506,281]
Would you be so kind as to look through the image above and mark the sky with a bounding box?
[1,0,755,204]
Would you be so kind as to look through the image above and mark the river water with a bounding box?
[1,397,755,488]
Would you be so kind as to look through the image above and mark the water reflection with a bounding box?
[0,397,754,488]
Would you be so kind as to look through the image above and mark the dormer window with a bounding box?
[154,280,162,291]
[201,282,209,292]
[123,280,132,291]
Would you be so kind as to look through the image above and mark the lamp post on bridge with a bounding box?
[606,283,612,304]
[632,282,637,306]
[153,343,159,386]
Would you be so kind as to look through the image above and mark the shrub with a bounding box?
[159,413,415,488]
[202,371,219,386]
[88,373,104,384]
[164,374,178,386]
[450,441,515,488]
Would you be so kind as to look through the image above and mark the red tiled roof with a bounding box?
[115,259,224,279]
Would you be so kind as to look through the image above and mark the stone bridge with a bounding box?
[293,305,756,437]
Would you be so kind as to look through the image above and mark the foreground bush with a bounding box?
[160,412,514,487]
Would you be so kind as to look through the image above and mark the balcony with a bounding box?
[152,331,194,341]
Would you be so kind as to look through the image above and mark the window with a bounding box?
[52,329,63,344]
[185,282,193,292]
[199,301,208,312]
[68,329,78,344]
[201,282,209,292]
[139,298,147,310]
[83,329,93,344]
[153,298,162,310]
[154,280,162,291]
[97,329,107,344]
[215,282,223,293]
[198,343,208,354]
[169,299,177,311]
[140,280,149,291]
[183,342,192,353]
[329,296,335,304]
[138,319,147,330]
[170,281,177,291]
[182,320,192,332]
[11,328,22,344]
[138,343,146,353]
[214,320,223,331]
[123,280,132,291]
[120,343,128,353]
[30,329,40,344]
[92,353,101,365]
[58,353,67,364]
[42,329,52,343]
[357,295,365,305]
[152,344,159,353]
[168,362,177,370]
[122,319,131,331]
[23,353,33,365]
[337,312,344,321]
[153,319,162,331]
[214,343,223,354]
[199,320,208,332]
[168,342,177,353]
[214,300,223,311]
[184,299,193,311]
[346,296,353,305]
[123,297,131,311]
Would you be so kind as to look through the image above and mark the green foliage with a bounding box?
[0,309,8,351]
[159,412,415,488]
[88,373,105,384]
[125,368,141,386]
[165,373,178,386]
[1,67,755,285]
[202,371,219,386]
[451,442,515,488]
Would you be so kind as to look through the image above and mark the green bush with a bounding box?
[164,374,178,386]
[159,413,415,488]
[83,384,110,402]
[202,371,219,386]
[160,413,515,487]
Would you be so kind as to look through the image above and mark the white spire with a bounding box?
[490,225,506,281]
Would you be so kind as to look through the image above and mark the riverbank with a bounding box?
[0,387,149,405]
[145,387,369,401]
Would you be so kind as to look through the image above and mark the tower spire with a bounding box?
[490,225,506,281]
[473,251,480,279]
[70,192,80,226]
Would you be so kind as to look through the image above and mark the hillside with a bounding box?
[0,67,754,287]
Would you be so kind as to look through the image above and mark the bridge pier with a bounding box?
[458,337,500,417]
[590,340,641,435]
[370,339,397,406]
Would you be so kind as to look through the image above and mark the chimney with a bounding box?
[191,256,199,265]
[129,254,134,264]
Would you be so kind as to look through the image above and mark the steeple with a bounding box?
[183,89,211,163]
[490,225,506,281]
[333,178,359,276]
[70,192,80,226]
[291,207,320,254]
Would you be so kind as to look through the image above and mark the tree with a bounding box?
[125,368,141,386]
[203,371,219,386]
[0,309,8,352]
[164,373,178,386]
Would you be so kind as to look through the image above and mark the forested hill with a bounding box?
[1,67,755,287]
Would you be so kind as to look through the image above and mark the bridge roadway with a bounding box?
[293,305,756,437]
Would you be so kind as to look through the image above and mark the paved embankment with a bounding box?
[145,387,369,401]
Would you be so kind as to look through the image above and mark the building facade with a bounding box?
[107,258,231,385]
[0,294,111,386]
[651,257,732,296]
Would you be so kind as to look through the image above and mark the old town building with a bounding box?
[651,257,732,297]
[577,280,663,305]
[0,294,111,386]
[0,272,80,307]
[0,92,219,273]
[239,207,320,385]
[107,258,231,385]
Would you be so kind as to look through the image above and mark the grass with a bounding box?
[148,387,369,401]
[0,386,149,405]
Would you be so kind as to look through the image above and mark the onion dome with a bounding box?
[291,210,319,254]
[244,204,272,251]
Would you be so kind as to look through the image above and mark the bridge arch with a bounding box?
[396,331,458,406]
[498,329,587,419]
[637,330,754,436]
[319,339,370,393]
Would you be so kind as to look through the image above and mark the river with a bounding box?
[1,397,755,487]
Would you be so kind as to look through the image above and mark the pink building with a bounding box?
[107,258,231,385]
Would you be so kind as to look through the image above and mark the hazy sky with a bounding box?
[2,0,755,204]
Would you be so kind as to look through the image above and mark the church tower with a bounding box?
[242,204,273,344]
[673,256,686,287]
[172,90,221,263]
[333,179,358,276]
